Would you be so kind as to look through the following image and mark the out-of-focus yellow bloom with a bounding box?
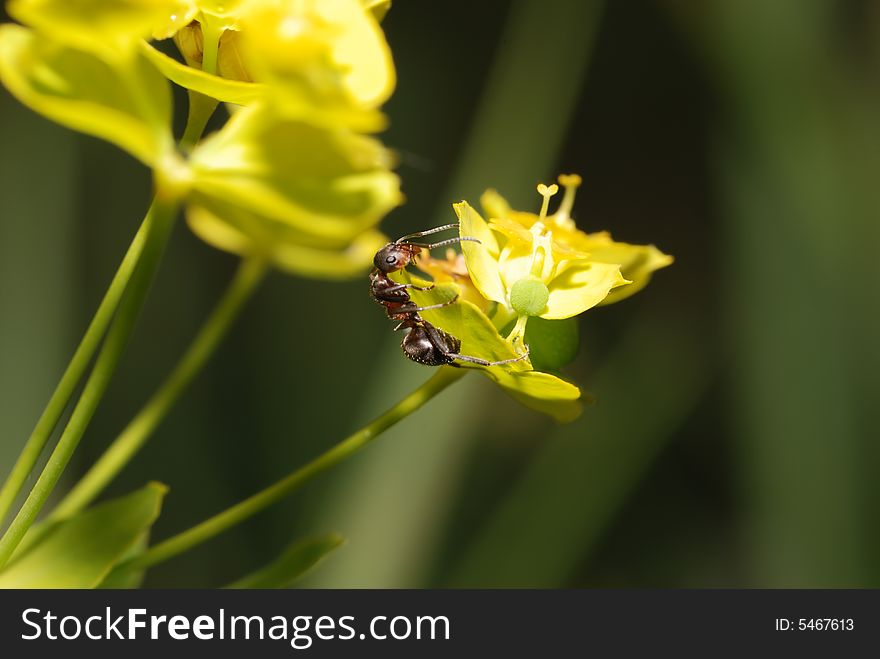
[147,0,394,130]
[8,0,181,62]
[457,174,672,342]
[361,0,390,22]
[240,0,393,130]
[0,23,175,167]
[184,103,401,273]
[153,0,247,40]
[0,0,402,279]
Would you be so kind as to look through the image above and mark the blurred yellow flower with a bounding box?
[185,103,401,274]
[8,0,181,62]
[146,0,394,130]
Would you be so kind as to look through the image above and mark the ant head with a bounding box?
[373,242,421,273]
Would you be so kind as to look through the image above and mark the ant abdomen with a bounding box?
[402,324,460,367]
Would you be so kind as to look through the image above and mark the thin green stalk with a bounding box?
[112,367,466,574]
[0,197,180,568]
[52,257,269,520]
[179,92,218,153]
[179,16,222,153]
[0,207,156,527]
[199,18,223,78]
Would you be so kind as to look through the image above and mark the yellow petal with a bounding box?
[187,202,386,279]
[415,250,489,311]
[217,28,252,82]
[542,261,628,319]
[489,216,532,245]
[480,369,583,423]
[332,0,395,107]
[9,0,181,60]
[189,104,401,242]
[142,40,264,104]
[361,0,391,22]
[197,0,247,22]
[151,2,198,40]
[581,235,673,305]
[0,25,171,166]
[240,0,394,121]
[454,201,507,306]
[479,187,511,220]
[496,241,534,292]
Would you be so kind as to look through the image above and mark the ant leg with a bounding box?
[445,344,531,367]
[398,294,459,314]
[382,282,435,294]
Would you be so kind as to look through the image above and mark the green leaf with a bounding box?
[0,25,172,166]
[404,276,524,366]
[141,41,265,105]
[0,483,166,589]
[189,104,402,243]
[95,532,149,589]
[482,368,582,423]
[225,533,345,589]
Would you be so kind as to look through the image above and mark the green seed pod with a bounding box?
[509,276,550,316]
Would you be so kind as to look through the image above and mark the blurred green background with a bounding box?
[1,0,878,587]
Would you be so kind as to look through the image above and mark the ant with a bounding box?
[370,223,529,368]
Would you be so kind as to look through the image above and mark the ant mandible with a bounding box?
[370,223,529,368]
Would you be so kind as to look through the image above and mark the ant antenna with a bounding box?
[394,223,460,243]
[406,236,481,250]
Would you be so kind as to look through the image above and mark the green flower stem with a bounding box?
[179,92,218,153]
[199,18,223,77]
[0,196,179,569]
[51,257,269,521]
[179,17,222,153]
[0,206,157,528]
[113,366,466,574]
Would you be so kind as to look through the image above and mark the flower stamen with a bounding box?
[536,182,558,221]
[555,173,581,228]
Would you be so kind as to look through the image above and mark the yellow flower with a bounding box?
[0,0,401,280]
[8,0,181,62]
[414,249,492,312]
[184,103,401,276]
[146,0,394,130]
[456,174,672,341]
